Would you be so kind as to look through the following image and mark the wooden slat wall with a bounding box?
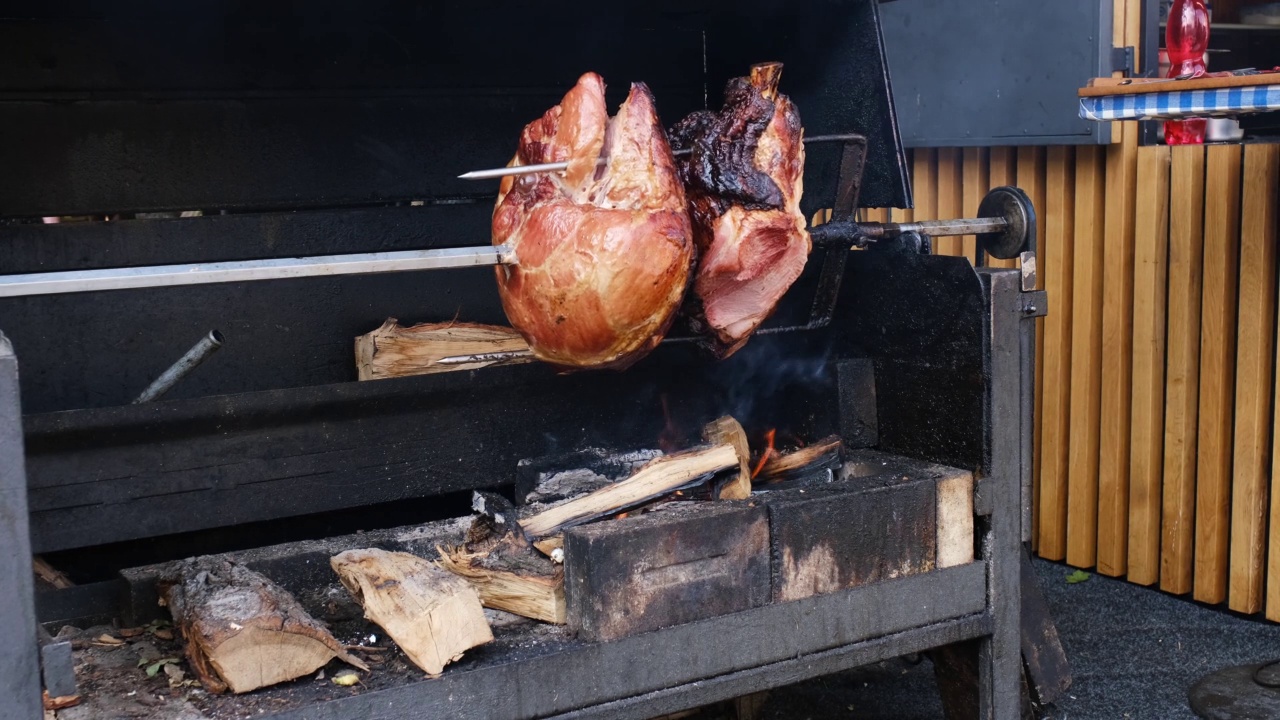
[876,137,1279,617]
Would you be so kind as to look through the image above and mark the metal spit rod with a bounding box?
[0,245,517,298]
[456,133,862,181]
[0,217,1006,299]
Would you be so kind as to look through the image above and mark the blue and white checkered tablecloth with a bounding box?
[1080,84,1280,121]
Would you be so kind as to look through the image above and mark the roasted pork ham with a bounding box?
[670,62,810,358]
[493,73,694,370]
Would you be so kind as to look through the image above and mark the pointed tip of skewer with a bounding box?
[457,171,481,180]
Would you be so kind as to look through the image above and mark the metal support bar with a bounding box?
[0,245,517,298]
[0,333,42,720]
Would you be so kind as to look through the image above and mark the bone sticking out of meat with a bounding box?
[492,73,694,371]
[157,557,368,694]
[331,548,493,676]
[670,62,811,357]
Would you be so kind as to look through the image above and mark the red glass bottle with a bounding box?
[1164,0,1210,145]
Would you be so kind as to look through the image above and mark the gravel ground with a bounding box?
[755,557,1280,719]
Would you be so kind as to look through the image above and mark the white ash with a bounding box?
[522,448,664,505]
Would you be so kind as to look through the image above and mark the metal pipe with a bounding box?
[0,245,516,298]
[133,330,225,404]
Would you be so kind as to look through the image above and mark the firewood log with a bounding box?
[331,548,493,676]
[701,416,751,499]
[158,557,367,694]
[354,318,531,379]
[438,492,566,623]
[518,443,739,538]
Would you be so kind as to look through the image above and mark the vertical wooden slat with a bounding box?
[1160,145,1207,594]
[1264,150,1280,618]
[1097,122,1140,577]
[1066,145,1106,568]
[1232,144,1279,614]
[960,147,988,262]
[1127,144,1172,587]
[1036,146,1075,560]
[1018,147,1047,550]
[913,149,937,231]
[1195,144,1243,604]
[935,149,963,256]
[986,147,1016,269]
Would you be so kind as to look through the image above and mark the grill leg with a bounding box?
[0,333,42,720]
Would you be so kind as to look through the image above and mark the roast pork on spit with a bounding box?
[670,62,811,358]
[493,73,694,370]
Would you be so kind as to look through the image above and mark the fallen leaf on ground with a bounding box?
[332,670,361,687]
[1065,570,1091,584]
[144,658,180,677]
[163,662,186,687]
[95,634,124,645]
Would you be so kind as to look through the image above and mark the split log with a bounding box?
[438,492,566,623]
[757,436,844,485]
[354,318,531,380]
[702,416,751,500]
[33,556,73,590]
[331,548,492,676]
[158,557,367,694]
[519,443,740,539]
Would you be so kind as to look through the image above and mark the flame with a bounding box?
[750,429,777,480]
[658,394,682,453]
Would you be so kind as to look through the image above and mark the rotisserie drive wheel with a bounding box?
[492,73,694,371]
[670,62,811,358]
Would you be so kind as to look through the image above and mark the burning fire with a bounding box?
[750,429,777,480]
[658,394,682,453]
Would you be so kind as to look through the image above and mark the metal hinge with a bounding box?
[1110,46,1136,76]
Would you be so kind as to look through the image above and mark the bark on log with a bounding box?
[158,557,367,694]
[331,548,493,676]
[354,319,531,380]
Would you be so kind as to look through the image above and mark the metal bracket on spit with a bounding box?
[758,134,867,336]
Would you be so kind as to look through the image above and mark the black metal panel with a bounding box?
[0,204,504,413]
[839,248,986,470]
[547,616,989,720]
[0,335,42,720]
[24,331,840,553]
[879,0,1114,146]
[706,0,912,210]
[0,0,908,217]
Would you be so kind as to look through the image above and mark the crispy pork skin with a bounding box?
[670,63,810,358]
[493,73,693,370]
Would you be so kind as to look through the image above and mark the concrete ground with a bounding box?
[756,558,1280,719]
